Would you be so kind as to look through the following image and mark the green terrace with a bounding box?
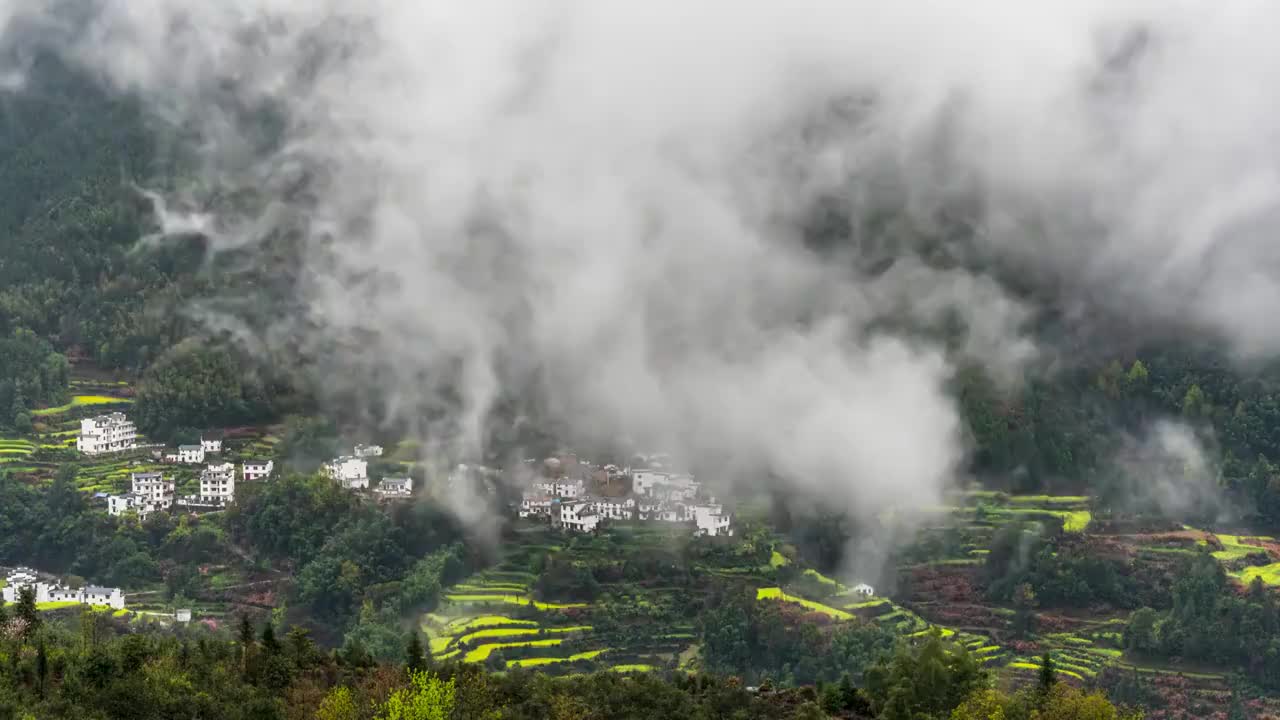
[31,394,133,417]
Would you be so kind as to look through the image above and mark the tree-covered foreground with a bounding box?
[0,600,1138,720]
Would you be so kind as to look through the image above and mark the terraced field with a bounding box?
[31,394,132,417]
[423,566,614,670]
[0,438,35,463]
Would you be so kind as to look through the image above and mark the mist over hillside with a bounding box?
[5,1,1280,574]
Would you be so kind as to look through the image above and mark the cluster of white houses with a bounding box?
[322,446,413,497]
[518,457,733,537]
[105,458,276,518]
[2,567,125,610]
[157,434,223,465]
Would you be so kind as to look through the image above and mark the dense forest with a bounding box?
[0,602,1141,720]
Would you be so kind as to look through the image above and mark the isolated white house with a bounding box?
[354,444,384,458]
[242,459,273,481]
[376,476,413,497]
[325,456,368,489]
[199,463,236,504]
[77,413,137,455]
[175,608,192,623]
[852,583,875,597]
[200,435,223,454]
[178,445,205,464]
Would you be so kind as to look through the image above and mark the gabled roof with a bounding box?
[178,445,202,451]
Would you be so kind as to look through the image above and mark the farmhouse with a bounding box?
[631,468,700,500]
[199,463,236,504]
[178,444,205,464]
[107,493,149,519]
[852,583,875,597]
[534,478,585,499]
[630,469,669,496]
[556,500,600,533]
[354,443,384,458]
[376,476,413,497]
[2,567,125,610]
[200,434,223,454]
[690,503,733,537]
[582,495,635,521]
[325,456,368,490]
[242,459,273,481]
[519,492,553,518]
[76,412,137,455]
[131,472,174,510]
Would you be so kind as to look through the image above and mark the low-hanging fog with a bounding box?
[4,0,1280,576]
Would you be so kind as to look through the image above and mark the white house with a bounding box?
[638,498,678,521]
[178,445,205,464]
[376,476,413,497]
[131,472,174,510]
[242,459,273,481]
[630,469,669,496]
[852,583,875,597]
[582,495,635,521]
[534,479,585,499]
[175,608,192,623]
[325,456,368,489]
[76,412,137,455]
[354,443,384,458]
[200,435,223,454]
[556,500,600,533]
[199,463,236,504]
[690,503,733,537]
[83,585,125,608]
[162,450,180,463]
[519,492,553,518]
[107,493,149,519]
[2,568,125,610]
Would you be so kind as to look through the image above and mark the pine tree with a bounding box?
[406,631,426,672]
[238,614,255,674]
[1037,651,1057,702]
[36,639,48,698]
[261,623,280,656]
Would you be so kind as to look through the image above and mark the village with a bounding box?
[76,411,412,521]
[77,411,733,537]
[508,452,735,537]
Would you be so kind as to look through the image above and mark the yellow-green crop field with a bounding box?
[31,395,132,417]
[1233,562,1280,586]
[463,638,564,663]
[506,649,607,668]
[755,587,853,620]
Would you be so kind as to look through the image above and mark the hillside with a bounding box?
[9,5,1280,720]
